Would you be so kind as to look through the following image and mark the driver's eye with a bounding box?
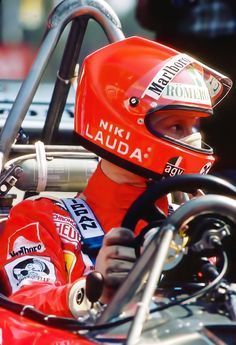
[166,124,184,138]
[148,112,200,140]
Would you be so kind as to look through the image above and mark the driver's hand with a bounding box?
[95,227,136,304]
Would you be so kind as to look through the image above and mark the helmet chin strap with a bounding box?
[181,132,202,149]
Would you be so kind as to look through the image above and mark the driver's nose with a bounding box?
[181,119,199,138]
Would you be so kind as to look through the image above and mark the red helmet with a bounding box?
[74,36,232,179]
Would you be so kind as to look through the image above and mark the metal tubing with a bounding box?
[126,227,174,345]
[41,17,89,144]
[11,144,96,154]
[166,194,236,231]
[47,0,124,42]
[15,156,98,192]
[0,0,124,169]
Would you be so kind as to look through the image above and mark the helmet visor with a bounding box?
[125,53,232,153]
[126,53,232,116]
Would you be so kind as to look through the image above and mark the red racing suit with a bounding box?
[0,163,168,317]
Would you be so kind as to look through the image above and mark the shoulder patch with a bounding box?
[4,255,56,293]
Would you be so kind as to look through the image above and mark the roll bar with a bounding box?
[0,0,125,170]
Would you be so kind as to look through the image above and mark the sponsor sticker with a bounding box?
[53,213,81,247]
[61,199,104,239]
[142,54,193,100]
[7,223,46,259]
[164,157,184,177]
[142,54,212,106]
[200,162,212,175]
[162,82,211,105]
[205,75,223,101]
[4,256,56,293]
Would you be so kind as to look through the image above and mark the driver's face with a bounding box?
[149,113,200,140]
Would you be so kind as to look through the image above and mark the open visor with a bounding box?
[125,52,232,114]
[125,52,232,153]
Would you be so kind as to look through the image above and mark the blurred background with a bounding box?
[0,0,154,81]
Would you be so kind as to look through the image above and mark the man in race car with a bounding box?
[0,36,232,318]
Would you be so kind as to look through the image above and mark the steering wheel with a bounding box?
[121,174,236,290]
[122,173,236,231]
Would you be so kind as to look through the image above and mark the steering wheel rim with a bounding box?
[122,174,236,231]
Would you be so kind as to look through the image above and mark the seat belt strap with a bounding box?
[61,197,104,263]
